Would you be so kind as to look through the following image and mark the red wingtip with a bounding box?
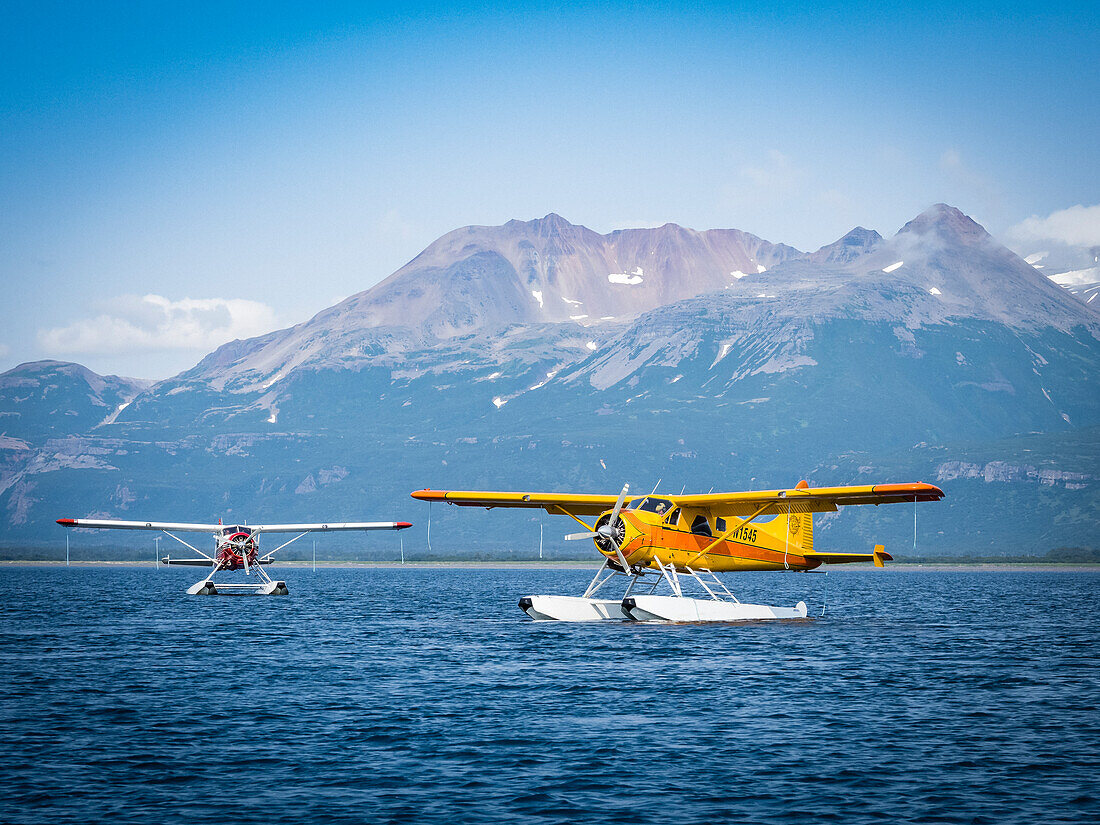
[57,518,75,526]
[395,522,413,529]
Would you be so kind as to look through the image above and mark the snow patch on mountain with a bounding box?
[609,267,645,286]
[710,342,733,369]
[1050,267,1100,287]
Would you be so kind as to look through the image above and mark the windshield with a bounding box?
[626,497,674,515]
[222,526,251,536]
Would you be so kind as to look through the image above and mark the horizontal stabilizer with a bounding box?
[803,549,893,566]
[161,557,273,567]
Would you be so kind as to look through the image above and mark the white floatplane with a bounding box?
[413,479,944,622]
[56,517,412,595]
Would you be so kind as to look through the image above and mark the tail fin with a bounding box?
[787,480,813,552]
[873,544,892,567]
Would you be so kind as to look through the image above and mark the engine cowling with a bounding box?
[217,531,258,570]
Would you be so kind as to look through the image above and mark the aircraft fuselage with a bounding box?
[594,497,821,573]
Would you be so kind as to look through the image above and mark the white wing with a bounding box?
[56,518,222,532]
[250,522,412,533]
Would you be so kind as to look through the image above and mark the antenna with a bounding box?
[650,478,663,494]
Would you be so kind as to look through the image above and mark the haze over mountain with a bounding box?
[2,205,1097,558]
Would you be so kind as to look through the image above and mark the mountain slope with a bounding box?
[155,215,801,395]
[0,361,150,442]
[2,206,1097,556]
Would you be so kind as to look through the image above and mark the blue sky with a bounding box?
[2,1,1097,378]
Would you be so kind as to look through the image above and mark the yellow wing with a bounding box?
[669,482,945,517]
[410,489,628,516]
[410,482,943,518]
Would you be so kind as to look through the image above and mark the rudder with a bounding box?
[787,480,813,552]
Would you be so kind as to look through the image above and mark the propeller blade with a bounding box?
[609,483,630,526]
[565,531,599,541]
[242,544,250,574]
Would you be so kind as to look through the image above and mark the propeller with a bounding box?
[224,530,254,573]
[563,483,633,567]
[593,483,631,564]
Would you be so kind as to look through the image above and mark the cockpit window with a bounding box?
[223,526,251,536]
[664,507,681,525]
[627,497,674,515]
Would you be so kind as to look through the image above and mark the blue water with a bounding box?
[1,566,1097,824]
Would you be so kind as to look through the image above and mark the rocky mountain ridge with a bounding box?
[2,204,1097,555]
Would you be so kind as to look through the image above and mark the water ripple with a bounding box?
[0,567,1097,824]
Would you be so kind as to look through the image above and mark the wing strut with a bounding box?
[685,503,774,567]
[164,531,214,561]
[259,532,309,562]
[551,505,596,532]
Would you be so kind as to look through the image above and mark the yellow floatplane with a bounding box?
[411,481,944,622]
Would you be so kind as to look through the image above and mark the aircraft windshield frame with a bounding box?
[627,497,674,514]
[222,526,251,536]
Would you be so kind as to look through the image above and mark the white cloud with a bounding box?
[38,294,283,356]
[1008,204,1100,248]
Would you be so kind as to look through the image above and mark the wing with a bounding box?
[669,482,944,517]
[56,518,222,532]
[411,483,943,518]
[411,489,630,517]
[249,522,412,533]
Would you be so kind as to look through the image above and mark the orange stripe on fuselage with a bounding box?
[604,511,814,572]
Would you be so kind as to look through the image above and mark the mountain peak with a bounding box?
[512,212,575,234]
[898,203,990,242]
[810,226,882,263]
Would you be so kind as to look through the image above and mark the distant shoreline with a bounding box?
[1,560,1098,572]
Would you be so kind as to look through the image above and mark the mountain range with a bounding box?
[2,204,1097,559]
